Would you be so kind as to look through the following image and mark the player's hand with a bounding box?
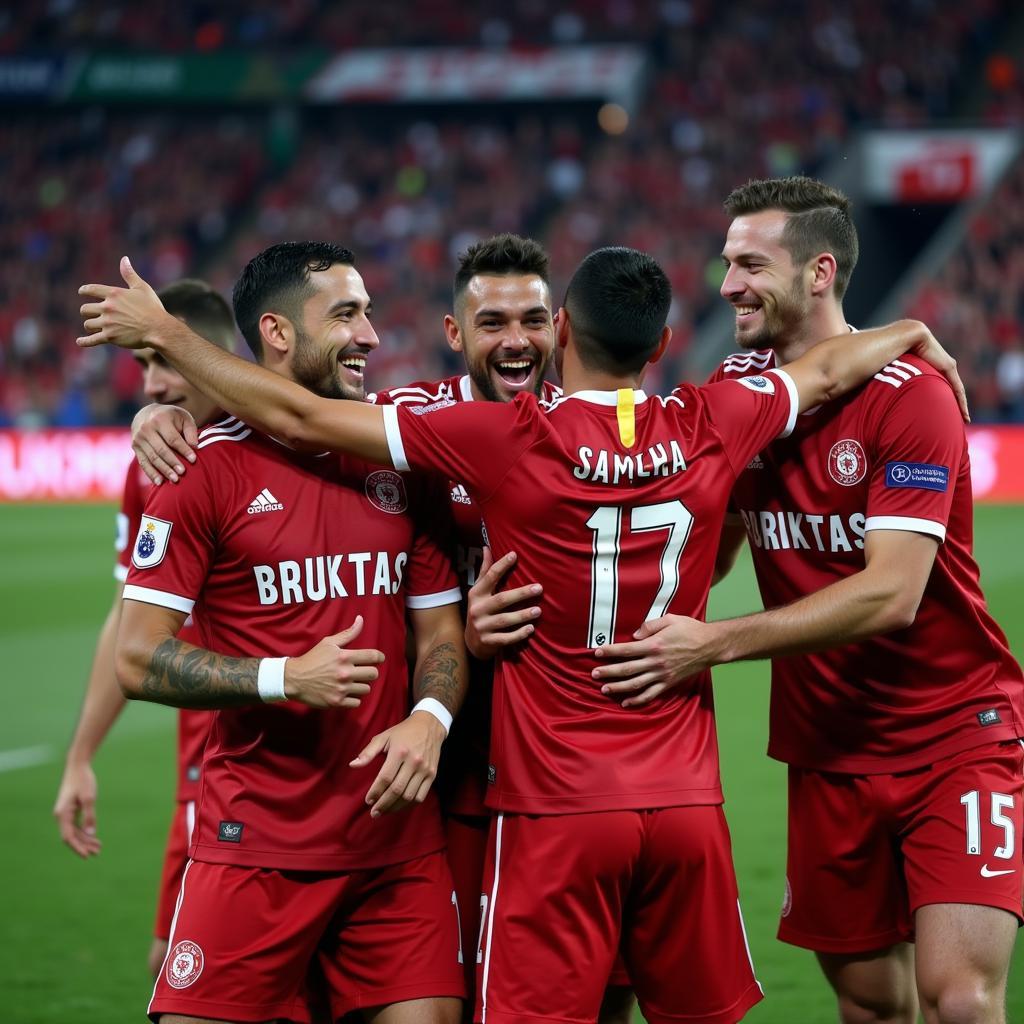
[77,256,176,351]
[902,320,970,423]
[350,711,446,817]
[465,547,542,659]
[592,615,712,708]
[53,760,102,858]
[284,617,385,709]
[132,403,199,486]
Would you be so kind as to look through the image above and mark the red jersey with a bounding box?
[122,417,461,871]
[381,374,798,814]
[116,459,207,803]
[710,350,1024,773]
[372,374,562,816]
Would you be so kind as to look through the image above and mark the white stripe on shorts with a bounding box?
[481,814,504,1023]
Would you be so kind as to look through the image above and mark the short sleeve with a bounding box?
[122,462,219,614]
[404,477,462,610]
[381,398,532,500]
[114,463,144,582]
[864,376,963,542]
[697,369,798,476]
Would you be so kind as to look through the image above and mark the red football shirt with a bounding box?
[710,351,1024,773]
[372,373,562,816]
[380,374,798,814]
[122,417,461,871]
[117,459,207,803]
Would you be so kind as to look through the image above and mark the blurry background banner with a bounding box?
[3,427,1022,503]
[3,0,1023,431]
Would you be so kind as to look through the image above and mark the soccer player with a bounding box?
[128,232,636,1024]
[77,245,964,1024]
[105,243,468,1024]
[593,178,1024,1024]
[52,278,236,978]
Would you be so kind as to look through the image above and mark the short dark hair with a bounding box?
[563,247,671,374]
[158,279,235,352]
[724,177,859,299]
[232,241,356,359]
[453,233,550,311]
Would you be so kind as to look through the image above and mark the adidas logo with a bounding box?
[450,483,472,506]
[746,453,764,470]
[247,488,285,515]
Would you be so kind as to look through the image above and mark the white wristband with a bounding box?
[257,657,289,703]
[412,697,452,736]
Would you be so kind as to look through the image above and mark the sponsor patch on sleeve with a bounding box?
[884,462,949,492]
[736,375,776,395]
[131,516,173,568]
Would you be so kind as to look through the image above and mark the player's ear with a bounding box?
[648,325,672,365]
[809,253,838,297]
[555,307,570,349]
[443,314,464,353]
[259,311,292,358]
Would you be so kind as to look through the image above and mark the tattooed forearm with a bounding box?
[413,639,466,716]
[139,636,261,708]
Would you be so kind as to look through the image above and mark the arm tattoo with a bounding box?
[140,636,261,708]
[413,639,466,716]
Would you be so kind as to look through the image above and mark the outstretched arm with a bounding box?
[80,259,391,461]
[594,529,937,706]
[781,319,968,421]
[118,600,384,710]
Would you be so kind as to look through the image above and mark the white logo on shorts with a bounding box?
[166,939,205,989]
[980,864,1015,878]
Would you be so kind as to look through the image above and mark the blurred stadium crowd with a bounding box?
[1,0,1022,426]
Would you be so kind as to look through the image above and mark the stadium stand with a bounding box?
[903,152,1024,422]
[1,0,1020,423]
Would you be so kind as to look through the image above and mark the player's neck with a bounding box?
[772,307,849,365]
[558,345,643,396]
[561,368,642,396]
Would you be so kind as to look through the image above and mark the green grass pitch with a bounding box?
[1,503,1021,1023]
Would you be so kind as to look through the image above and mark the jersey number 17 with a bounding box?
[585,499,694,648]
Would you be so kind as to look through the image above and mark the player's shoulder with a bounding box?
[370,375,461,407]
[860,355,957,415]
[712,348,777,381]
[195,415,257,452]
[869,354,944,391]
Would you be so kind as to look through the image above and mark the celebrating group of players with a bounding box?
[55,176,1023,1024]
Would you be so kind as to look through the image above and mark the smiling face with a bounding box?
[448,274,554,403]
[289,263,379,401]
[720,210,813,351]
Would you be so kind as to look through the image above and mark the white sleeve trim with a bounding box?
[406,586,463,610]
[122,584,196,614]
[767,369,799,437]
[864,515,946,542]
[114,564,129,582]
[381,405,411,472]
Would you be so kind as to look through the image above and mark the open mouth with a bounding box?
[493,358,535,388]
[733,304,761,324]
[338,353,367,382]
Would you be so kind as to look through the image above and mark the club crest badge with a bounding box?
[131,517,173,569]
[827,439,867,486]
[365,470,407,515]
[166,939,204,989]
